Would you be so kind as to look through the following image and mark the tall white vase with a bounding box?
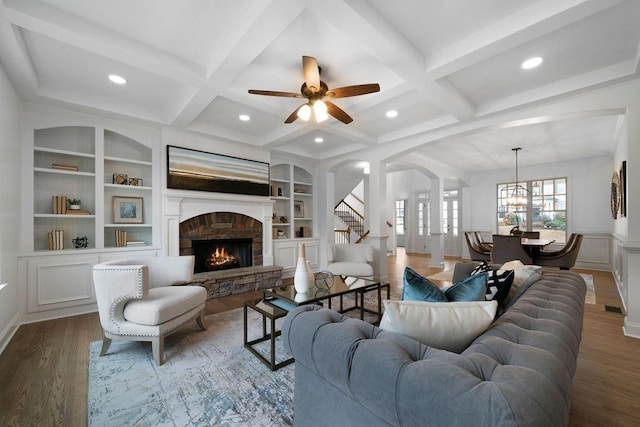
[294,243,311,293]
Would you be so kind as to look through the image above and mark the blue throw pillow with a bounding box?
[402,267,487,302]
[445,272,488,301]
[402,267,447,302]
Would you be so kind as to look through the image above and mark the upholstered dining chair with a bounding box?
[521,231,541,239]
[537,233,583,270]
[326,243,374,280]
[491,234,533,265]
[464,232,491,262]
[92,255,207,365]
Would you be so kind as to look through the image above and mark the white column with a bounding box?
[367,161,389,282]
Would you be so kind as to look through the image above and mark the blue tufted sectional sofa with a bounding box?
[282,270,586,427]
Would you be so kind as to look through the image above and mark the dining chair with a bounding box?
[464,232,491,262]
[491,234,533,265]
[473,231,493,251]
[537,234,583,270]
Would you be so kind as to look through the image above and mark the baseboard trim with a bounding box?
[0,312,21,356]
[623,317,640,339]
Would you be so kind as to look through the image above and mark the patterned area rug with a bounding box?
[88,308,295,426]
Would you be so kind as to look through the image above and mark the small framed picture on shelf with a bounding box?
[128,177,143,186]
[294,200,304,218]
[113,173,128,185]
[113,196,143,224]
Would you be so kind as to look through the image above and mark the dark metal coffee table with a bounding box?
[244,275,389,371]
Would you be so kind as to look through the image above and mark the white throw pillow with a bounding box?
[498,260,541,295]
[379,300,498,353]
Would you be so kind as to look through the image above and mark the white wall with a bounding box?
[464,156,613,235]
[0,63,22,350]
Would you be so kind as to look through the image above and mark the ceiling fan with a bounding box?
[248,56,380,124]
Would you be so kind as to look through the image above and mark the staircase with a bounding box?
[334,200,365,243]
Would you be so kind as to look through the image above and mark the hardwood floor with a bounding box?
[0,250,638,426]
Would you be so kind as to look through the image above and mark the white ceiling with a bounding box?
[1,0,638,177]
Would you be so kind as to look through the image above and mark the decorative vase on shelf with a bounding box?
[294,243,311,293]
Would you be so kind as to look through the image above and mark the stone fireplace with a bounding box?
[163,190,274,266]
[180,212,262,273]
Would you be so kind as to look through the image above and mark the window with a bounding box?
[497,177,567,242]
[395,200,405,235]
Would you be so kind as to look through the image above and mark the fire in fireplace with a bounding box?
[192,238,253,273]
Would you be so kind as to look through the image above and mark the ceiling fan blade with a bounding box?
[326,83,380,98]
[325,101,353,124]
[248,89,303,98]
[302,56,321,92]
[284,104,305,123]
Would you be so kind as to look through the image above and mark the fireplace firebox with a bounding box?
[192,238,253,273]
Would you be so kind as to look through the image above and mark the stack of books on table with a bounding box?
[126,241,146,247]
[51,163,78,172]
[48,230,64,250]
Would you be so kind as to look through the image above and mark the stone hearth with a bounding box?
[187,265,283,299]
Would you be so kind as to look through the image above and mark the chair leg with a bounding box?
[99,335,112,357]
[152,336,164,365]
[195,310,208,331]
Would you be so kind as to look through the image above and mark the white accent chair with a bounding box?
[92,255,207,365]
[326,243,375,280]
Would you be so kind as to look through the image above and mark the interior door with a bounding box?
[418,197,431,253]
[442,192,461,256]
[395,199,406,247]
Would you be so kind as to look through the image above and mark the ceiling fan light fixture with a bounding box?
[297,104,311,121]
[313,100,328,122]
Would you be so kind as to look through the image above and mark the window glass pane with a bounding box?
[418,202,424,236]
[396,200,405,235]
[497,177,567,242]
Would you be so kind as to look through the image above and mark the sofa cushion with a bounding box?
[123,286,206,326]
[402,267,486,302]
[379,299,498,352]
[326,262,374,278]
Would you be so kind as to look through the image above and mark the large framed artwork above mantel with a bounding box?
[167,145,270,196]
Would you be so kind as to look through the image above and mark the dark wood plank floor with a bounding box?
[0,250,638,426]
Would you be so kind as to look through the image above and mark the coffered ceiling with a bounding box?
[0,0,638,175]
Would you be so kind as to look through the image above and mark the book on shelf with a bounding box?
[126,241,146,246]
[48,229,64,250]
[65,209,91,215]
[51,163,78,172]
[115,229,127,247]
[51,195,68,214]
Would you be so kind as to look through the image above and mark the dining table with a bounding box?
[520,238,552,262]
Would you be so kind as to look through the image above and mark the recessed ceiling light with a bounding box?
[386,110,398,118]
[239,114,250,121]
[108,74,126,85]
[314,137,324,143]
[521,57,543,70]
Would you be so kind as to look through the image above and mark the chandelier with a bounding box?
[502,147,530,207]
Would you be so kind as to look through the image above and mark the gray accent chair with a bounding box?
[491,234,533,265]
[92,256,207,365]
[537,233,583,270]
[283,270,586,426]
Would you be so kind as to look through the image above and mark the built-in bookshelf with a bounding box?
[32,126,154,251]
[270,163,313,240]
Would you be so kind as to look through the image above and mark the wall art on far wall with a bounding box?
[113,196,143,224]
[167,145,270,196]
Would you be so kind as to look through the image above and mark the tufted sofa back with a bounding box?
[283,270,586,427]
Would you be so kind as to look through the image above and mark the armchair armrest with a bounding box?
[93,264,149,331]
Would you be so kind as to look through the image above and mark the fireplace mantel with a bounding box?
[162,189,274,265]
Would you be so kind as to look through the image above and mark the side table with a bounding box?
[243,298,294,371]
